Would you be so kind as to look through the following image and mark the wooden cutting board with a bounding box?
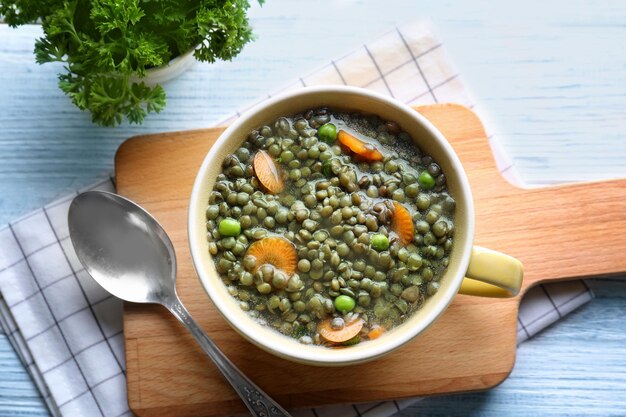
[115,104,626,416]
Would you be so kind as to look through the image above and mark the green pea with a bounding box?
[318,123,337,143]
[334,295,356,313]
[219,218,241,237]
[370,233,389,251]
[418,171,436,190]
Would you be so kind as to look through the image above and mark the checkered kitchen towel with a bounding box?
[0,21,594,417]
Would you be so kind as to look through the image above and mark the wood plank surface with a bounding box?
[2,1,626,415]
[115,104,626,416]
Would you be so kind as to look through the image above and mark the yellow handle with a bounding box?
[459,246,524,298]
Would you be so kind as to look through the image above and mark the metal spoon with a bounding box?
[68,191,291,417]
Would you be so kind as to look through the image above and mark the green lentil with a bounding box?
[416,194,431,210]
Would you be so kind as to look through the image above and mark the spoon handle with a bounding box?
[166,296,292,417]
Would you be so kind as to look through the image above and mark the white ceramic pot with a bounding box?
[142,48,197,85]
[188,86,523,366]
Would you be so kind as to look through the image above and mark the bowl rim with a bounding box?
[188,85,475,365]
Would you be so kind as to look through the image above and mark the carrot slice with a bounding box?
[253,150,284,194]
[318,318,364,343]
[337,130,384,161]
[246,237,297,276]
[367,326,385,340]
[391,201,414,246]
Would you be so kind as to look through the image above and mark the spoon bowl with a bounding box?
[69,191,176,304]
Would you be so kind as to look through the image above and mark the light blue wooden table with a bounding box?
[1,1,625,415]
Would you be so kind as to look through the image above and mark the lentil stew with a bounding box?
[206,108,456,347]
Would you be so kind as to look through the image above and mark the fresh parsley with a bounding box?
[1,0,263,126]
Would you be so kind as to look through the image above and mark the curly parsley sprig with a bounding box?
[1,0,263,126]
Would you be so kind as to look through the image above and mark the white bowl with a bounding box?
[188,86,474,366]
